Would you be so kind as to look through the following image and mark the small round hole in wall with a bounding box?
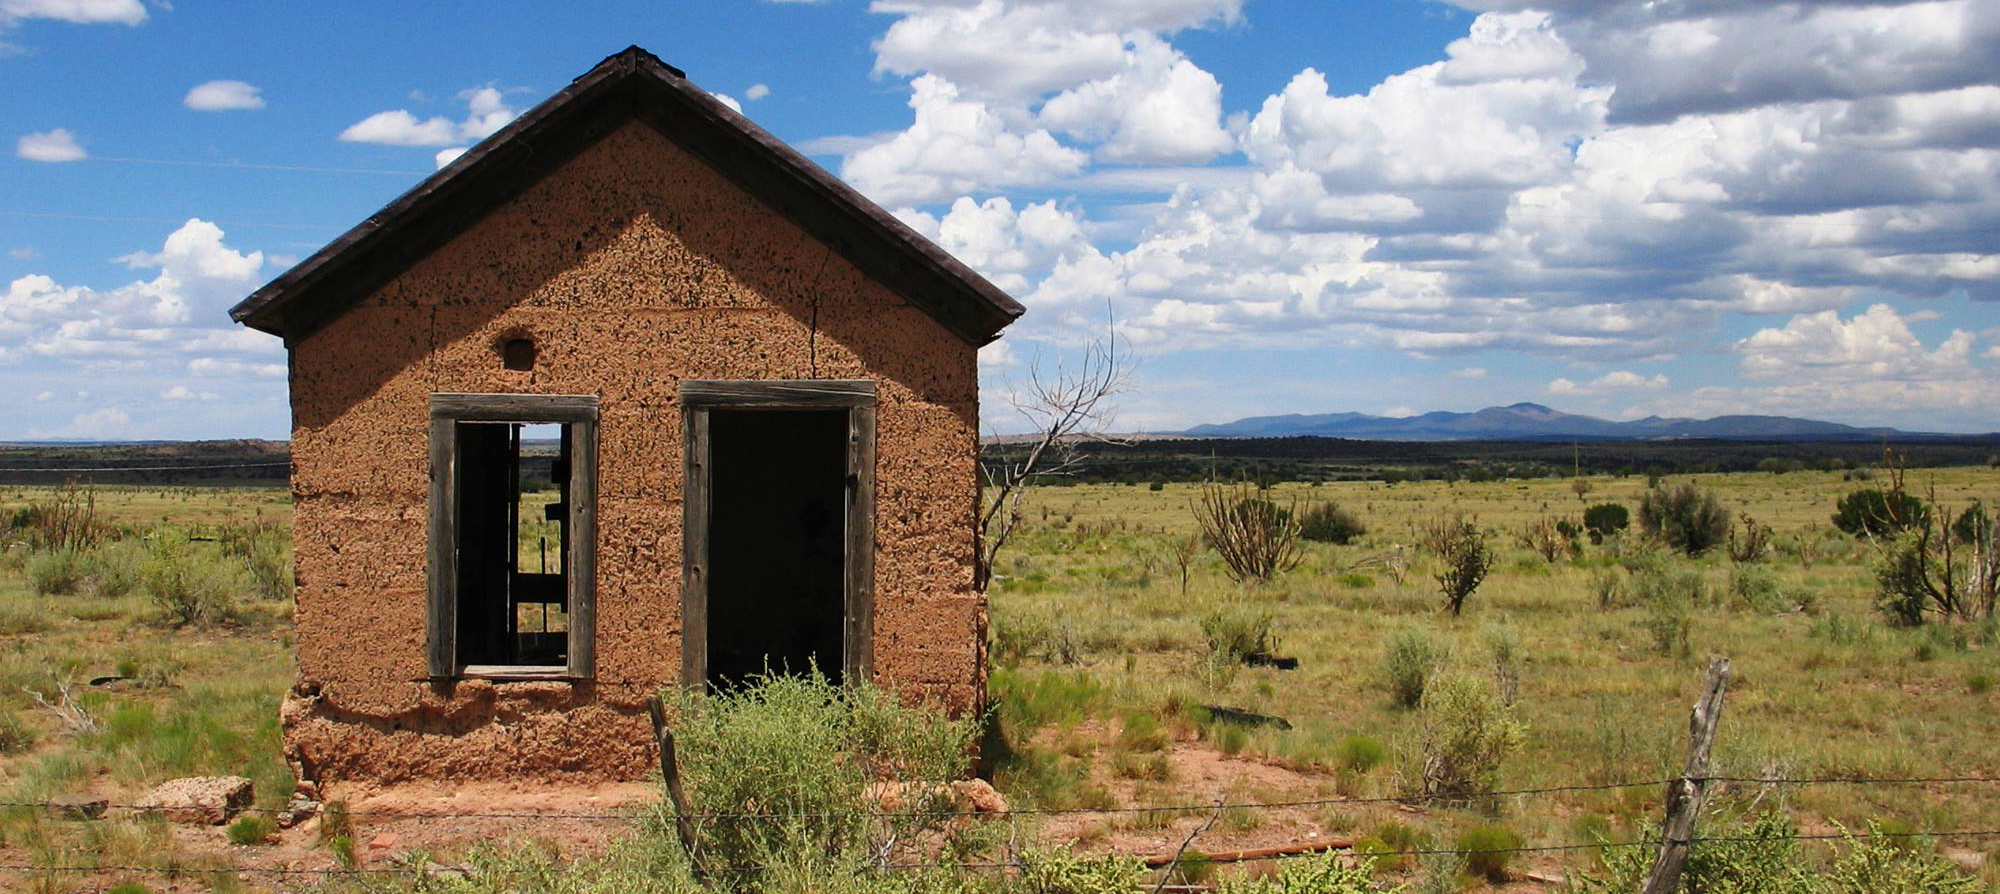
[501,337,536,371]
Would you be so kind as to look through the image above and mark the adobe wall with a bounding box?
[284,121,983,782]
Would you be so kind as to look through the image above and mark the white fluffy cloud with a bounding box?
[184,79,265,111]
[745,83,770,101]
[842,76,1086,205]
[2,220,285,437]
[870,0,1240,103]
[1038,35,1230,164]
[0,0,143,25]
[16,127,85,162]
[340,85,519,147]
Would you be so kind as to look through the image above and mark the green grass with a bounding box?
[2,470,1998,891]
[0,485,295,892]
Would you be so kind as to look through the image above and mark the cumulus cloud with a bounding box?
[745,83,770,101]
[0,0,144,25]
[842,75,1086,205]
[340,85,519,147]
[16,127,84,162]
[184,79,264,111]
[1039,35,1231,163]
[711,92,743,114]
[1712,303,1997,422]
[1460,0,2000,125]
[1450,366,1487,379]
[870,0,1241,103]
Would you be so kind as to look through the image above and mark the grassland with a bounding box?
[0,465,1993,891]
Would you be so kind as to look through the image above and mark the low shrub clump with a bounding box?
[1382,625,1447,709]
[1297,501,1366,545]
[1201,605,1276,664]
[1638,483,1732,556]
[1418,669,1525,802]
[1583,502,1629,544]
[662,669,981,886]
[141,528,244,626]
[1455,824,1524,882]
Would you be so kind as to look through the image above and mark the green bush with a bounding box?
[226,813,275,845]
[26,548,86,596]
[1334,734,1388,773]
[1638,483,1731,556]
[1201,606,1276,663]
[1874,531,1932,627]
[1297,501,1366,545]
[1832,487,1929,538]
[141,528,243,626]
[1213,850,1380,893]
[1455,824,1523,882]
[1571,812,1983,894]
[1583,503,1630,545]
[1431,516,1494,615]
[1728,565,1785,613]
[1418,669,1525,801]
[1017,845,1145,894]
[663,669,979,885]
[82,539,143,598]
[1382,626,1447,709]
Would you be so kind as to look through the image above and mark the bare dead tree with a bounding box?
[973,318,1131,592]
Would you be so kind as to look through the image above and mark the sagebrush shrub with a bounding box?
[26,548,86,596]
[1296,501,1366,545]
[1728,565,1785,613]
[141,528,243,626]
[664,669,978,885]
[1418,669,1525,802]
[1634,567,1700,656]
[1382,625,1446,709]
[1638,483,1731,556]
[1201,606,1275,663]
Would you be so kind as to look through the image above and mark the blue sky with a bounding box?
[3,0,1996,439]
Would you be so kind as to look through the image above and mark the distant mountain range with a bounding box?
[1181,403,1973,441]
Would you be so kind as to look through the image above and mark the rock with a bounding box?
[369,832,400,850]
[136,776,254,825]
[950,779,1008,814]
[45,794,108,820]
[275,794,321,829]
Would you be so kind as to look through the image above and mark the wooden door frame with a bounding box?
[679,380,877,688]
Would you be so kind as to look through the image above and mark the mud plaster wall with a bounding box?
[285,121,983,782]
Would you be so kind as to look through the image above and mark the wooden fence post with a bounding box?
[647,695,706,879]
[1640,656,1730,894]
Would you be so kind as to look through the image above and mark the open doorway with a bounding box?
[706,410,847,686]
[681,380,876,690]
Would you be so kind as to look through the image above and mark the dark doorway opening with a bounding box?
[705,409,849,688]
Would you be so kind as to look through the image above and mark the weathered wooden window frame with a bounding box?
[680,380,876,688]
[427,393,599,681]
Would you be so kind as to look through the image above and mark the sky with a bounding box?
[2,0,1996,439]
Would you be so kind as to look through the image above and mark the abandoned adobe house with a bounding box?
[228,47,1022,781]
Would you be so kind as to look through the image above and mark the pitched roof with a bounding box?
[229,46,1024,346]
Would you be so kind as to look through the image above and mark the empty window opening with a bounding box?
[501,337,536,371]
[706,409,848,688]
[456,421,571,667]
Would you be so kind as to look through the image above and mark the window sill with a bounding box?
[455,665,579,681]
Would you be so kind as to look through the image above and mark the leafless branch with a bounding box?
[975,308,1133,591]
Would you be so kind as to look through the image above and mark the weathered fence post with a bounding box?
[646,695,706,879]
[1640,656,1730,894]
